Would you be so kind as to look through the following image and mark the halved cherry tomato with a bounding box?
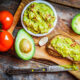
[0,30,13,52]
[0,11,13,30]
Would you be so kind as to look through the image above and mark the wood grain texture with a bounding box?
[7,0,80,79]
[33,18,80,79]
[48,0,80,8]
[0,0,80,80]
[8,0,33,34]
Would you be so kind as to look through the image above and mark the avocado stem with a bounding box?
[0,22,2,29]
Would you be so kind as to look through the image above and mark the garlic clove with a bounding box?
[39,37,48,46]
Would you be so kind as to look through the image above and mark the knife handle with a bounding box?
[6,67,47,75]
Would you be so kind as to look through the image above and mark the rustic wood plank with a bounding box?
[8,0,33,34]
[33,18,80,79]
[48,0,80,8]
[7,0,80,79]
[0,0,80,80]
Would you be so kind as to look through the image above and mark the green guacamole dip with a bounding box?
[60,64,79,70]
[23,2,55,34]
[51,36,80,61]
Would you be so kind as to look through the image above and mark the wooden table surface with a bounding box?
[0,0,80,80]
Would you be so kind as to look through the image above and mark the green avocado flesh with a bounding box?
[15,29,35,60]
[72,13,80,34]
[51,36,80,61]
[60,64,79,70]
[23,2,55,34]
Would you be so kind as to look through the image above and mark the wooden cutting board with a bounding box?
[33,18,80,79]
[8,0,80,79]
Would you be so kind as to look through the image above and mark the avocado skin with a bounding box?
[15,29,35,60]
[71,13,80,34]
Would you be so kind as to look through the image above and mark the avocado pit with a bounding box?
[19,39,32,53]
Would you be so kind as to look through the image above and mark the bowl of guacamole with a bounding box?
[21,1,57,37]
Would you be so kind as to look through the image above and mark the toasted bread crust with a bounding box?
[46,34,80,63]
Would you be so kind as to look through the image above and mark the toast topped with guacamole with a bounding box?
[46,34,80,62]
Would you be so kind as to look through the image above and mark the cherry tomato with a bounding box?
[0,30,13,52]
[0,11,13,30]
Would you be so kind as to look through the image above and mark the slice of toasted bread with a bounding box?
[46,34,80,63]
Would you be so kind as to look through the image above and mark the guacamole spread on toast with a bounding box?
[60,64,79,70]
[51,36,80,61]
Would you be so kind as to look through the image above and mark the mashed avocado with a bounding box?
[60,64,79,70]
[51,36,80,61]
[23,2,55,34]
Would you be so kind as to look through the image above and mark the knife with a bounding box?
[6,65,72,75]
[0,64,78,75]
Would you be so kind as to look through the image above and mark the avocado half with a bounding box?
[71,13,80,34]
[15,29,35,60]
